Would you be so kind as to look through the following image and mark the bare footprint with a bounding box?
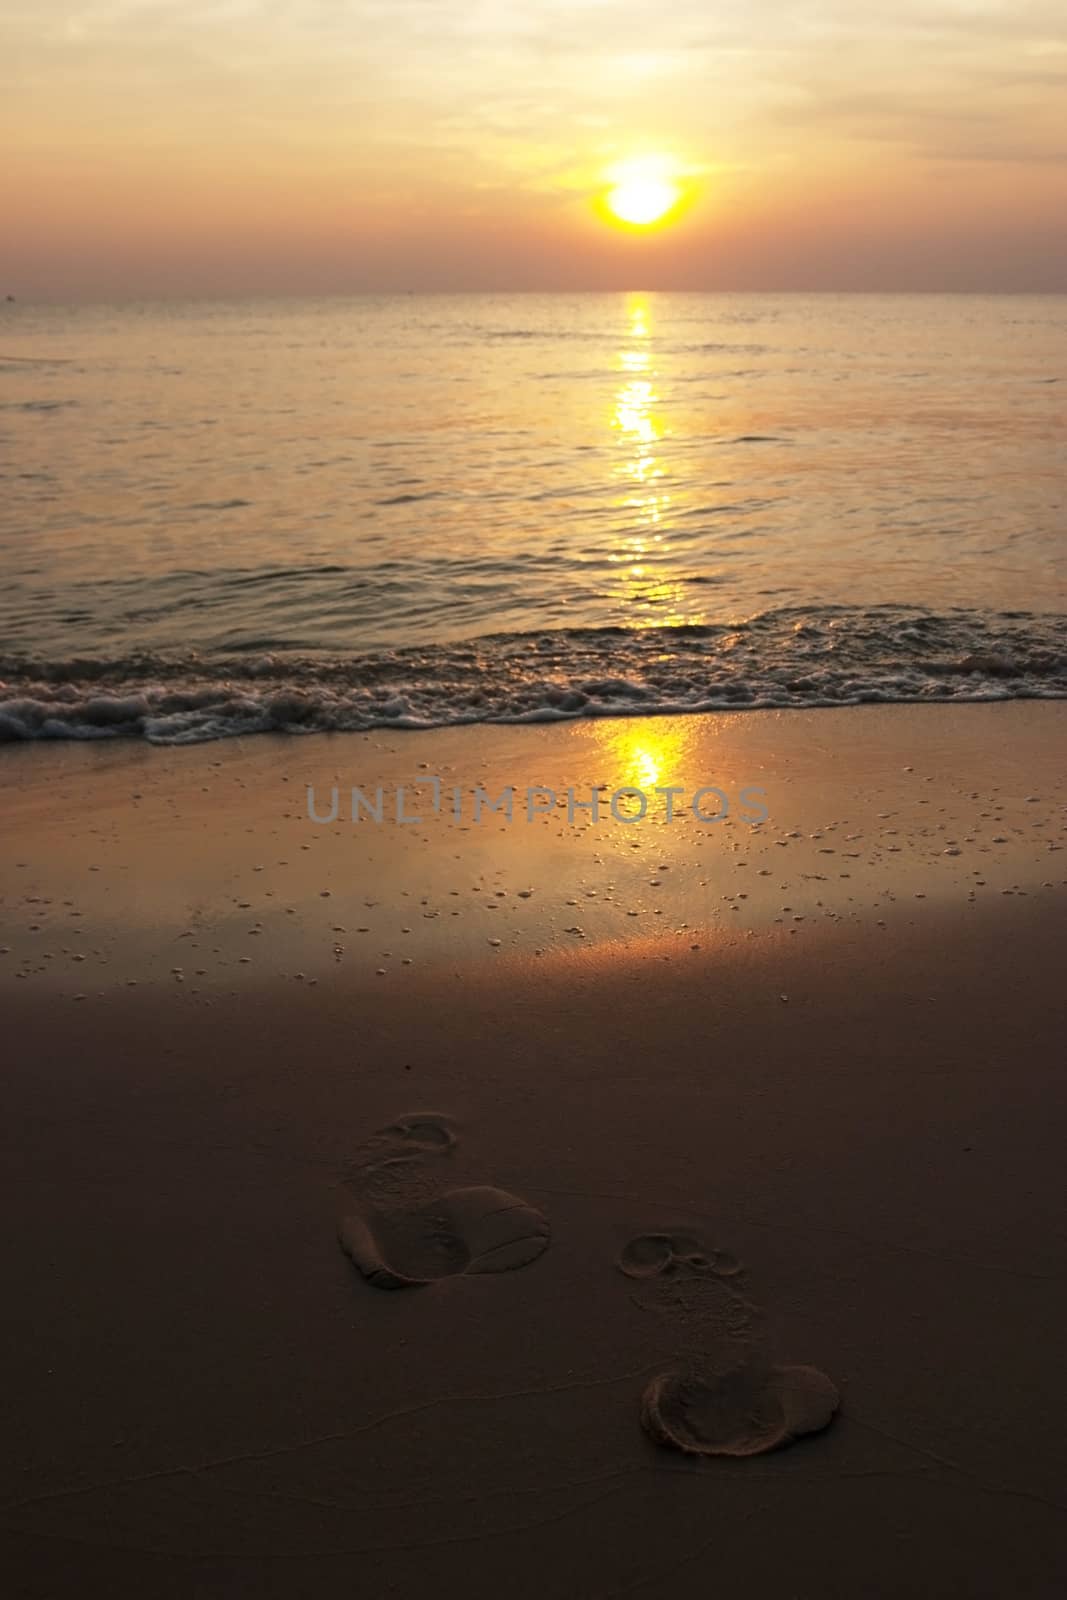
[348,1112,458,1197]
[618,1232,742,1281]
[642,1360,839,1458]
[618,1228,838,1457]
[618,1229,759,1353]
[339,1113,550,1289]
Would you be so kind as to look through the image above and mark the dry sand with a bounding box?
[2,702,1066,1597]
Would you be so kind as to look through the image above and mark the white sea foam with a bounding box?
[1,606,1063,744]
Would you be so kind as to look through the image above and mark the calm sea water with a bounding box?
[1,292,1065,741]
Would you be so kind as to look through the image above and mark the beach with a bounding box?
[6,14,1067,1595]
[3,700,1066,1597]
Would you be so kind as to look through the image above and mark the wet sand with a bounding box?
[2,703,1066,1597]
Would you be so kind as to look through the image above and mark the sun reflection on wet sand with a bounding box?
[587,716,707,794]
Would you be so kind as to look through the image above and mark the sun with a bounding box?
[604,157,681,227]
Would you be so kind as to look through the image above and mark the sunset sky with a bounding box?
[4,0,1066,297]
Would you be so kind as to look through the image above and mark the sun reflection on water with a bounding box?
[609,295,705,629]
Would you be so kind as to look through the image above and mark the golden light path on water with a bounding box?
[609,294,705,630]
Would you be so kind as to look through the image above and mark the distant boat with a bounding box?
[4,294,13,302]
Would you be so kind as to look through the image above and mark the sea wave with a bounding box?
[0,605,1064,745]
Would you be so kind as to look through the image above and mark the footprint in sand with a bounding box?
[619,1231,743,1281]
[339,1113,550,1289]
[618,1229,838,1458]
[641,1360,839,1459]
[618,1230,759,1349]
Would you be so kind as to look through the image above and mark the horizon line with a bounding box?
[5,285,1067,308]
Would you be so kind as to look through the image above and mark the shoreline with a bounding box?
[3,700,1063,993]
[4,605,1067,742]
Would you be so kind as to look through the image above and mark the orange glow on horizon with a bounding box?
[3,5,1066,297]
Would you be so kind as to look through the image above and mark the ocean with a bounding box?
[1,291,1064,742]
